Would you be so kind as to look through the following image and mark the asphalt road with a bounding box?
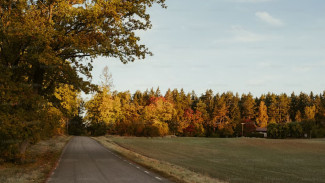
[47,136,171,183]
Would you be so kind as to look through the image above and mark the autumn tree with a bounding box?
[298,93,312,119]
[85,67,121,135]
[142,97,175,136]
[239,93,256,120]
[182,108,204,136]
[213,95,234,137]
[164,88,173,102]
[54,84,81,133]
[0,0,165,161]
[201,89,215,121]
[115,91,140,136]
[213,96,229,126]
[304,106,316,121]
[289,92,299,122]
[256,101,268,127]
[318,92,325,121]
[295,111,302,122]
[265,93,277,123]
[276,94,290,123]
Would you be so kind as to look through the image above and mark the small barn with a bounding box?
[256,127,267,138]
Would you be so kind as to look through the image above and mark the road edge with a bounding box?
[44,136,73,183]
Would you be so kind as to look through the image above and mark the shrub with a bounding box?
[267,123,278,139]
[311,126,325,138]
[278,123,289,139]
[288,122,303,138]
[301,120,316,137]
[218,124,235,137]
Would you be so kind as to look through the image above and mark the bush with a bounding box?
[0,139,19,162]
[217,124,235,137]
[311,126,325,138]
[267,123,279,139]
[183,123,205,137]
[267,121,325,139]
[300,120,316,137]
[278,123,289,139]
[288,122,303,138]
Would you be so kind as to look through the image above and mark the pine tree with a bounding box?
[276,94,290,123]
[164,88,173,102]
[266,93,277,123]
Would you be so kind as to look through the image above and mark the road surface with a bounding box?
[48,136,171,183]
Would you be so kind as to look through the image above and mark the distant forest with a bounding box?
[82,84,325,138]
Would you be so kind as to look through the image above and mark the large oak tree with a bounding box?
[0,0,165,161]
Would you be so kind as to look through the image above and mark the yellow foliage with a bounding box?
[305,106,316,121]
[256,101,268,128]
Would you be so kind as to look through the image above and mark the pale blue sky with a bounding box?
[91,0,325,97]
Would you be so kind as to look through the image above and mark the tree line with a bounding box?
[83,82,325,138]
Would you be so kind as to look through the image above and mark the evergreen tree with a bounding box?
[228,93,241,123]
[276,94,290,123]
[164,88,173,102]
[289,92,299,122]
[265,93,277,123]
[298,92,311,118]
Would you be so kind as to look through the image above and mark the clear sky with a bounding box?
[90,0,325,97]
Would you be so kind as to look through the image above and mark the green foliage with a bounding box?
[267,123,279,139]
[239,93,256,120]
[311,126,325,138]
[267,121,322,139]
[288,122,303,138]
[277,123,289,139]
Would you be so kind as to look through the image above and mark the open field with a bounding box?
[0,136,70,183]
[101,136,325,183]
[95,136,224,183]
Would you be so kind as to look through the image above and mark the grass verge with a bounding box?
[93,136,225,183]
[0,136,71,183]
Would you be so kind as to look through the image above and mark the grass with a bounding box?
[0,136,71,183]
[97,136,325,183]
[94,136,224,183]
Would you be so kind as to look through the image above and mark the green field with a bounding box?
[109,137,325,183]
